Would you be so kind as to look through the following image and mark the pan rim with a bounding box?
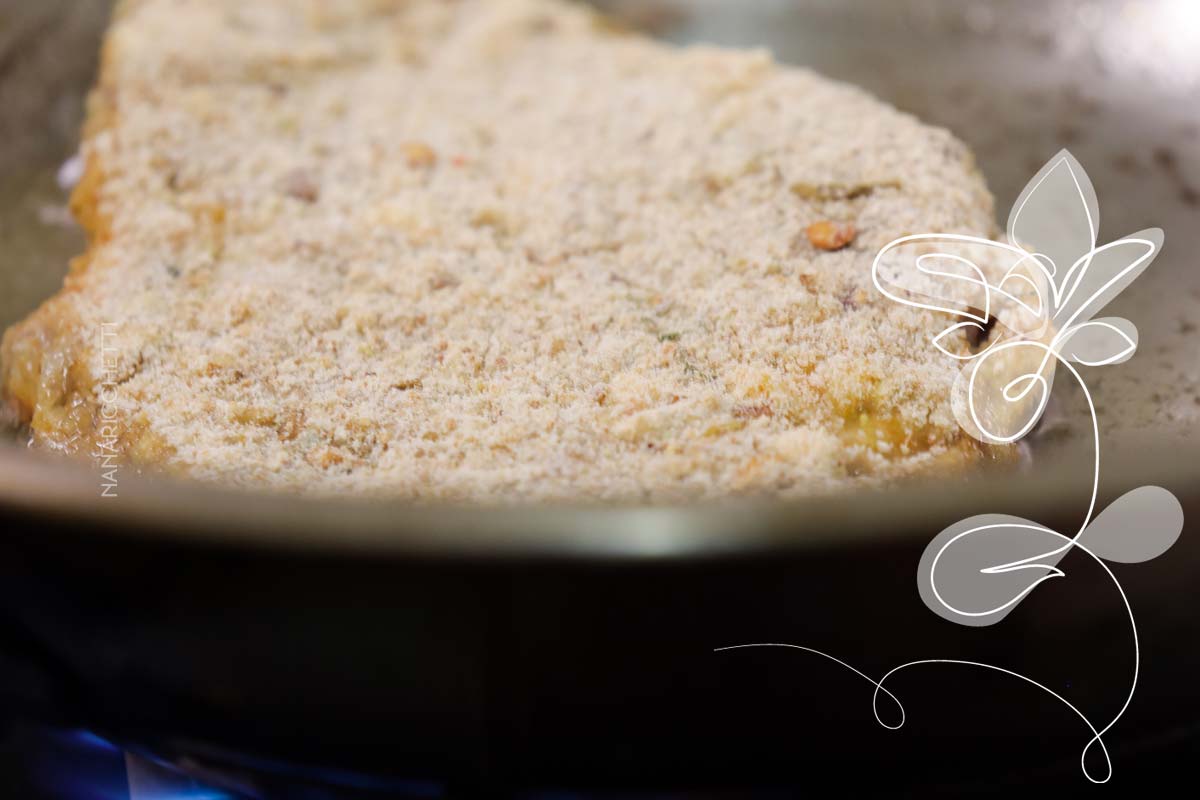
[1,436,1194,560]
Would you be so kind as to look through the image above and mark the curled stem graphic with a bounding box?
[717,151,1182,783]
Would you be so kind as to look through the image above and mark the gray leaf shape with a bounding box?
[951,341,1055,444]
[918,514,1069,627]
[1007,149,1098,293]
[1077,486,1183,563]
[1052,229,1161,329]
[1058,317,1138,366]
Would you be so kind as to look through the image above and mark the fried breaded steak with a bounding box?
[1,0,1002,502]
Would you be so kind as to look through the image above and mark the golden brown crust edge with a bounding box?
[0,9,169,465]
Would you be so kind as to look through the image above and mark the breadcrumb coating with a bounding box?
[1,0,1004,502]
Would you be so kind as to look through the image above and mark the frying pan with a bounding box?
[2,0,1200,794]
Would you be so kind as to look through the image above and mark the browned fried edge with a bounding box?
[0,0,172,466]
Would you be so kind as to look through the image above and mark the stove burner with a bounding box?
[4,722,769,798]
[6,724,446,800]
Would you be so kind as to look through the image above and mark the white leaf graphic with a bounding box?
[918,514,1069,627]
[1058,318,1138,366]
[872,235,1050,336]
[951,340,1056,444]
[932,321,990,360]
[1053,230,1162,331]
[854,150,1183,785]
[1077,486,1183,563]
[1007,149,1098,296]
[995,252,1051,320]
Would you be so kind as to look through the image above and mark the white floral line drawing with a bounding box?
[716,151,1184,783]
